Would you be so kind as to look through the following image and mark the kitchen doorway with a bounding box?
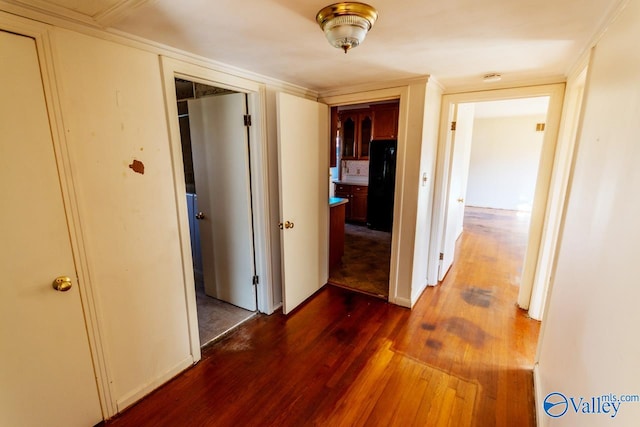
[174,78,256,347]
[328,100,400,299]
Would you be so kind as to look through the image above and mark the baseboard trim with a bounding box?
[115,356,194,414]
[393,296,412,308]
[411,281,430,307]
[533,363,544,427]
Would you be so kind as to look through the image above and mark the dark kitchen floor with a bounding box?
[329,223,391,298]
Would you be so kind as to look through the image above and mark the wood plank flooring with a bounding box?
[104,207,540,426]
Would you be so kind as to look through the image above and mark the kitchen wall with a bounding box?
[341,159,369,183]
[536,0,640,424]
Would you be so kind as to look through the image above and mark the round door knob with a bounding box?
[279,221,295,229]
[195,212,206,220]
[52,276,72,292]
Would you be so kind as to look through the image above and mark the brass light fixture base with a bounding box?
[316,2,378,53]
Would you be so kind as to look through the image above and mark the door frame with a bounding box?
[320,87,409,306]
[429,84,566,313]
[0,11,113,418]
[159,57,273,361]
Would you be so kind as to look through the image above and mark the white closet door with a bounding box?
[0,30,102,427]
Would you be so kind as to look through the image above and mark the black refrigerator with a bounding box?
[367,140,397,232]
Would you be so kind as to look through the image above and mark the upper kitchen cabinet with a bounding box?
[372,103,399,140]
[334,102,399,161]
[339,109,372,160]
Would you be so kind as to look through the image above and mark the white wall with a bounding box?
[52,28,192,410]
[411,79,443,302]
[536,0,640,425]
[466,114,546,211]
[392,80,428,306]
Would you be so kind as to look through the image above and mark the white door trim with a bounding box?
[320,86,410,307]
[527,66,588,320]
[429,84,566,313]
[159,56,273,362]
[0,11,115,418]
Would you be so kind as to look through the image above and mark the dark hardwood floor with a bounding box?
[105,207,540,426]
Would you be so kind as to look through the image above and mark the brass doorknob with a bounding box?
[52,276,72,292]
[195,212,205,220]
[457,198,464,203]
[279,221,295,229]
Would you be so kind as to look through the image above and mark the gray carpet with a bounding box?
[195,282,255,347]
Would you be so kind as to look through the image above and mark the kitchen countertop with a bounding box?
[329,197,349,207]
[333,181,368,186]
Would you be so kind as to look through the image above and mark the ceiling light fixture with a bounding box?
[316,2,378,54]
[483,73,502,83]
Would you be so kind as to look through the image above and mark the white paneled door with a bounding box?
[188,93,257,311]
[0,31,103,426]
[276,93,329,314]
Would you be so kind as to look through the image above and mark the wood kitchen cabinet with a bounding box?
[335,183,368,223]
[372,104,399,140]
[339,110,372,160]
[334,102,399,161]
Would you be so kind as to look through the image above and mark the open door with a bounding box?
[276,93,329,314]
[438,103,475,280]
[188,93,257,311]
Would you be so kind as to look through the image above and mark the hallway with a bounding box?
[105,207,540,426]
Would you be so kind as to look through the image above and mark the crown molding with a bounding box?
[105,28,318,100]
[0,0,98,26]
[2,0,153,28]
[0,1,318,100]
[93,0,151,27]
[442,75,567,96]
[565,0,628,80]
[318,76,430,99]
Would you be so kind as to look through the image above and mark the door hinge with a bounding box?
[244,114,252,127]
[252,275,259,285]
[439,252,444,260]
[450,121,456,131]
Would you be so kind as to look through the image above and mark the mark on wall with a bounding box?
[129,159,145,175]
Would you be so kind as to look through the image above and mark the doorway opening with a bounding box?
[175,78,257,347]
[327,100,400,299]
[439,96,550,291]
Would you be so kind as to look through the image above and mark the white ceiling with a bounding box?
[12,0,622,92]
